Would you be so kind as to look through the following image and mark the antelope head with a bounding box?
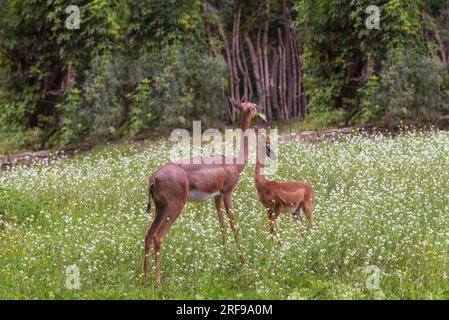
[228,97,267,123]
[255,126,277,161]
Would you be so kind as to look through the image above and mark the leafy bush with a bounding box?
[0,0,226,151]
[355,49,449,125]
[51,88,86,147]
[126,79,153,136]
[294,0,449,126]
[81,56,126,141]
[0,0,122,150]
[133,44,227,130]
[0,86,43,151]
[48,44,227,145]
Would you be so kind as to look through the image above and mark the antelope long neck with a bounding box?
[254,137,267,185]
[236,112,252,173]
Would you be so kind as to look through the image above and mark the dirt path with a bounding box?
[0,144,93,170]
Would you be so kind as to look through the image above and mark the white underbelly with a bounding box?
[188,189,220,202]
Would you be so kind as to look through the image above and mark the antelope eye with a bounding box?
[250,107,257,114]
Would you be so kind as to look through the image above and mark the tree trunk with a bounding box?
[202,1,307,123]
[244,32,264,113]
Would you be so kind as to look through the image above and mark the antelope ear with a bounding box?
[241,96,247,103]
[228,97,241,110]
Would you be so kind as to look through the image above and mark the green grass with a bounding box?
[1,131,449,299]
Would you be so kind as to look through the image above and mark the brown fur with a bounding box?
[142,99,261,287]
[254,131,316,243]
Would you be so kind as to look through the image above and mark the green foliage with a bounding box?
[81,56,125,141]
[0,0,123,149]
[138,44,227,130]
[352,74,383,125]
[53,88,85,147]
[355,48,449,125]
[0,0,227,151]
[126,79,153,136]
[294,0,447,125]
[0,0,224,150]
[276,113,343,133]
[1,0,449,152]
[55,43,227,142]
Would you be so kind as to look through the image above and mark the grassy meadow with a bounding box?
[1,130,449,299]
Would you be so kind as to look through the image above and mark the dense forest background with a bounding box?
[0,0,448,151]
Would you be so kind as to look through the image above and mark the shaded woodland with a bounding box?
[0,0,448,150]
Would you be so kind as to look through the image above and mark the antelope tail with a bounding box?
[146,176,157,215]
